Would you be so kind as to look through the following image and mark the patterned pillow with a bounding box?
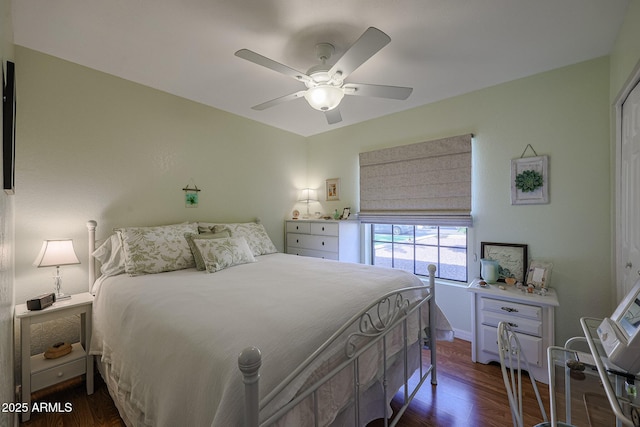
[213,222,277,256]
[118,223,198,275]
[185,231,231,271]
[192,236,256,273]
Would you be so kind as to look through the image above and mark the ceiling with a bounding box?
[11,0,629,137]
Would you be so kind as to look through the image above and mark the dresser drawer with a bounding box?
[31,357,86,392]
[480,297,542,321]
[480,310,543,337]
[286,222,311,234]
[310,222,339,236]
[305,235,338,252]
[480,324,543,367]
[287,247,339,260]
[287,233,307,248]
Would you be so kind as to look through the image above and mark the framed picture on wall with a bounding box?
[511,155,549,205]
[326,178,340,201]
[481,242,528,283]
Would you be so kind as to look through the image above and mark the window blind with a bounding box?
[358,133,472,226]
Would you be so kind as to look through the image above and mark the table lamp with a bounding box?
[33,239,80,301]
[298,188,318,218]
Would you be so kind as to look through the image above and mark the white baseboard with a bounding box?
[451,328,472,342]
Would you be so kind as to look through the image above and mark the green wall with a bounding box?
[11,1,640,349]
[13,47,307,302]
[308,57,612,344]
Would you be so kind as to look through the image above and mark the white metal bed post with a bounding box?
[239,346,262,427]
[428,264,437,385]
[87,220,97,292]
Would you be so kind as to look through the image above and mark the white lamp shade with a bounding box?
[33,239,80,268]
[303,86,344,111]
[298,188,318,202]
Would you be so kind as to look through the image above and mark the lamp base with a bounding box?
[55,292,71,301]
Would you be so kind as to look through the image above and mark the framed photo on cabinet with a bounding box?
[480,242,528,283]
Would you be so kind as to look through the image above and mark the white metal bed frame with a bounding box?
[86,220,439,427]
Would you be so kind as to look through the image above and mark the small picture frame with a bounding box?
[326,178,340,201]
[480,242,528,283]
[511,155,549,205]
[526,260,553,288]
[185,192,198,208]
[341,207,351,220]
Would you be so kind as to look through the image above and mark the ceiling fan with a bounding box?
[235,27,413,125]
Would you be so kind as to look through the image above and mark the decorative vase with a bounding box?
[480,259,500,283]
[333,209,340,220]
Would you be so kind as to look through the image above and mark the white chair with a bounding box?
[497,321,574,427]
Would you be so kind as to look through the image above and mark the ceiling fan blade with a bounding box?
[343,83,413,100]
[235,49,312,84]
[324,108,342,125]
[329,27,391,80]
[251,91,306,110]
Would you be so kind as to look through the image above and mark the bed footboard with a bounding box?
[239,264,438,427]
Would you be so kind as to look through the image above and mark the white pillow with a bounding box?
[192,236,256,273]
[91,234,125,277]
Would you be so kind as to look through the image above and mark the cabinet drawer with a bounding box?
[305,235,338,252]
[286,222,311,234]
[481,297,542,321]
[287,247,339,260]
[31,357,86,392]
[480,310,543,337]
[310,222,338,236]
[287,233,307,248]
[480,324,543,367]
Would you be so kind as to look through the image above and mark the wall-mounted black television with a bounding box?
[2,60,16,195]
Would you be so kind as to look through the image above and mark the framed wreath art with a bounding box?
[511,145,549,205]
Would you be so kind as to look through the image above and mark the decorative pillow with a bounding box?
[117,223,198,275]
[192,236,256,273]
[92,234,126,277]
[185,231,231,271]
[213,222,277,256]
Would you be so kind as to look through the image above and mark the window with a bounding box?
[371,224,467,282]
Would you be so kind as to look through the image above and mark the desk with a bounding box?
[580,317,640,427]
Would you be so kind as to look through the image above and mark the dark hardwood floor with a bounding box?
[20,338,613,426]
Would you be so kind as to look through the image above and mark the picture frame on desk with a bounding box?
[480,242,528,283]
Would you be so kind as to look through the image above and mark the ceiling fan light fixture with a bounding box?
[304,85,345,111]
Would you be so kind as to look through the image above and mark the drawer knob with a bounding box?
[507,322,518,328]
[501,306,518,313]
[322,227,325,231]
[322,241,325,246]
[57,372,64,377]
[296,239,299,243]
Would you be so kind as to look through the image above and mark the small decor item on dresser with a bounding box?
[44,341,72,359]
[292,209,300,220]
[526,260,553,288]
[480,259,500,283]
[333,209,340,220]
[26,292,56,311]
[341,207,351,220]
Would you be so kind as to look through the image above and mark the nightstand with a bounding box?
[15,292,94,422]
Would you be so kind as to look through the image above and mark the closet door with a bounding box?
[619,80,640,300]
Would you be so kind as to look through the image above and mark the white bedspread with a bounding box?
[90,253,452,427]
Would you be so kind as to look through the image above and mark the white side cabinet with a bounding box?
[15,292,94,422]
[285,219,360,262]
[467,278,559,383]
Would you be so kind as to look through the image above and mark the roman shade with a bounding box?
[358,134,473,226]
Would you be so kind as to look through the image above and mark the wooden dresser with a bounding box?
[285,219,360,263]
[467,278,559,383]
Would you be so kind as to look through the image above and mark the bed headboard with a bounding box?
[87,220,97,292]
